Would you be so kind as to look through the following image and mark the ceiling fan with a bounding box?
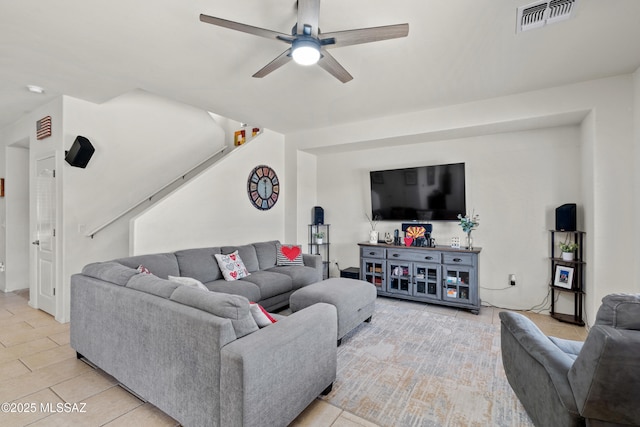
[199,0,409,83]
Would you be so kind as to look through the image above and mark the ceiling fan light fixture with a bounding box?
[291,38,321,65]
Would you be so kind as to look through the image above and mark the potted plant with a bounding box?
[559,241,579,261]
[314,231,325,244]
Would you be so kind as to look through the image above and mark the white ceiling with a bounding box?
[2,0,640,134]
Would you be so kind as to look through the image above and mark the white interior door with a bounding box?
[34,156,56,315]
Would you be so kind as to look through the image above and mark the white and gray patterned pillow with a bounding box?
[213,251,251,281]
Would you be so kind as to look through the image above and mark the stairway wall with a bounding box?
[131,129,286,254]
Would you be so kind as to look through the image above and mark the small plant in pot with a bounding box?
[314,231,325,244]
[559,241,579,261]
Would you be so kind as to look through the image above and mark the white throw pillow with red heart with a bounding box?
[276,243,304,266]
[214,251,251,281]
[249,302,278,327]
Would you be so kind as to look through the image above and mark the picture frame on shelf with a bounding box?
[554,265,574,289]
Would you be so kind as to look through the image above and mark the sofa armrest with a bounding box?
[303,253,323,281]
[303,253,322,270]
[220,302,337,427]
[499,311,581,425]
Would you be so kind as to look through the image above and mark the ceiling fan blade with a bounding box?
[320,23,409,48]
[200,14,293,42]
[252,49,293,78]
[296,0,320,36]
[317,50,353,83]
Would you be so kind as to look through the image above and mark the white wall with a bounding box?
[312,126,581,310]
[287,74,636,324]
[131,129,286,254]
[0,90,228,321]
[4,146,30,292]
[634,67,640,293]
[58,90,227,321]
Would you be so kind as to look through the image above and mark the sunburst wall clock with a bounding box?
[247,165,280,210]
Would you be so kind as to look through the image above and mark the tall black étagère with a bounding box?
[549,230,585,326]
[308,224,330,279]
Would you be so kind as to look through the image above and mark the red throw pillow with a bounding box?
[276,243,304,266]
[137,265,152,275]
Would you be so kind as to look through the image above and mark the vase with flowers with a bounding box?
[365,213,380,244]
[457,211,480,250]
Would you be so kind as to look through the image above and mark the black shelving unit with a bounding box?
[549,230,585,326]
[308,224,330,279]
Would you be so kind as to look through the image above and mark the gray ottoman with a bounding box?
[290,278,377,345]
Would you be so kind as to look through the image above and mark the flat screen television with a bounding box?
[369,162,466,221]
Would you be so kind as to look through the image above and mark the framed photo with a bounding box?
[554,265,574,289]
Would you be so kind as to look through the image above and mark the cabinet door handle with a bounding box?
[369,252,376,256]
[392,254,399,257]
[453,258,462,262]
[425,256,433,260]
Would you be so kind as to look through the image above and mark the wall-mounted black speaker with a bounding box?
[312,206,324,225]
[555,203,577,231]
[65,136,95,168]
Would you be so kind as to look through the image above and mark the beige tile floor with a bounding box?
[0,290,586,427]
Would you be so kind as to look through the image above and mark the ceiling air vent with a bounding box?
[517,0,577,33]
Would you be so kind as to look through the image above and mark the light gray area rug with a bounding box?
[322,298,533,427]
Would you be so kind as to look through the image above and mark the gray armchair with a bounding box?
[499,294,640,427]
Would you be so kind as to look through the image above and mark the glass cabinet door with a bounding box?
[443,266,472,303]
[387,261,411,295]
[413,263,441,300]
[361,258,386,292]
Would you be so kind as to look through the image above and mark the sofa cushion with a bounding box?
[221,245,260,273]
[268,266,320,290]
[240,270,293,300]
[594,294,640,330]
[126,274,181,298]
[175,247,222,283]
[205,279,262,303]
[276,243,304,266]
[168,275,209,292]
[81,261,138,286]
[170,286,258,338]
[114,253,180,279]
[548,336,583,362]
[253,241,279,270]
[214,251,251,281]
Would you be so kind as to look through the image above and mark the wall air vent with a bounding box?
[517,0,577,33]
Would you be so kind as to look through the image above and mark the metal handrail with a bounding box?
[85,145,226,238]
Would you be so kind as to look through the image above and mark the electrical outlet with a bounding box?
[509,274,516,286]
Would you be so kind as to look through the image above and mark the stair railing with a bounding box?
[84,145,227,238]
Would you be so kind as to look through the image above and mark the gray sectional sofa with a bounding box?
[70,241,336,427]
[113,240,323,311]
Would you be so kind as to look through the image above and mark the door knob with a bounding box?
[32,240,40,245]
